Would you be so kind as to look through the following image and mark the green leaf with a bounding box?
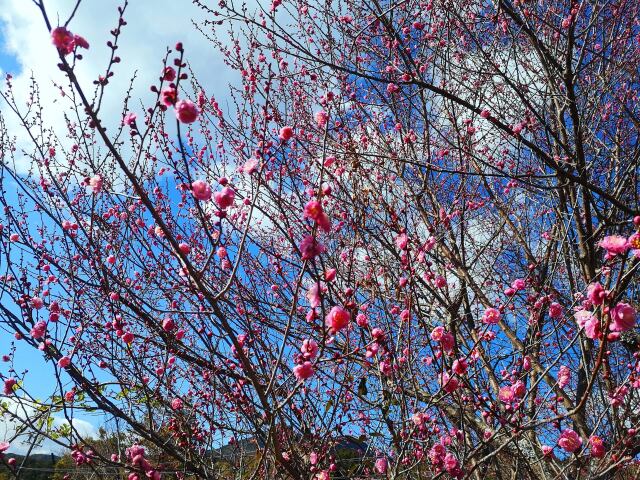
[324,399,334,414]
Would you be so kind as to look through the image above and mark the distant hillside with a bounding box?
[0,453,59,480]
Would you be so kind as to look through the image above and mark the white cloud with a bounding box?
[0,397,98,455]
[0,0,239,172]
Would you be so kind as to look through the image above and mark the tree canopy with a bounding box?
[1,0,640,478]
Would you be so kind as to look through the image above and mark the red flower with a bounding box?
[325,306,350,332]
[51,27,75,54]
[293,361,314,381]
[279,126,294,141]
[191,180,212,201]
[558,428,582,453]
[299,235,325,260]
[610,302,636,332]
[3,379,17,395]
[175,99,200,124]
[163,67,176,81]
[51,27,89,55]
[213,187,235,209]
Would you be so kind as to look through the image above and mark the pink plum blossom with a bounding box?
[163,66,176,81]
[191,180,212,201]
[279,126,294,141]
[325,306,350,332]
[58,356,71,368]
[412,412,426,426]
[73,34,89,49]
[162,318,176,331]
[609,385,628,407]
[599,235,628,256]
[628,232,640,252]
[371,328,385,342]
[324,269,337,281]
[549,302,563,318]
[431,326,445,341]
[306,282,322,308]
[175,100,200,124]
[379,360,392,376]
[293,361,314,380]
[589,436,605,458]
[483,308,501,325]
[575,310,601,339]
[30,297,44,309]
[452,358,468,375]
[303,200,331,232]
[558,428,582,453]
[395,233,408,250]
[557,365,571,388]
[374,457,388,474]
[52,27,88,55]
[440,372,459,393]
[440,333,454,354]
[587,283,606,305]
[315,110,328,127]
[242,158,259,174]
[30,321,47,339]
[123,112,137,126]
[299,236,326,260]
[161,87,178,106]
[610,302,636,332]
[89,175,103,193]
[214,187,235,209]
[3,378,17,395]
[301,339,318,360]
[444,453,461,476]
[499,385,515,403]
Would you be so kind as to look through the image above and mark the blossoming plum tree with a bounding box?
[1,0,640,478]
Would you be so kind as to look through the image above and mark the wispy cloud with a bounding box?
[0,397,97,455]
[0,0,238,171]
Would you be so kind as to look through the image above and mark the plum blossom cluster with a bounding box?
[125,444,161,480]
[191,179,235,210]
[51,26,89,55]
